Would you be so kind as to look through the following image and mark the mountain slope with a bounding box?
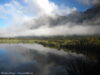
[29,6,100,30]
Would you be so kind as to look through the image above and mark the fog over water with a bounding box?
[0,44,99,75]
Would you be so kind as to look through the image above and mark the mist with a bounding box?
[0,0,100,37]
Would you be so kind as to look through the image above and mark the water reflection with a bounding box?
[0,44,99,75]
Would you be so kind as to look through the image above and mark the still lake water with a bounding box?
[0,43,99,75]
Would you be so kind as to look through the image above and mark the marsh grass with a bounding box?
[0,37,100,59]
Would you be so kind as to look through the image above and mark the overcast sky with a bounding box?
[0,0,100,37]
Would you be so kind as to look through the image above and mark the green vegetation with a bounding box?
[0,38,36,43]
[34,37,100,59]
[0,37,100,59]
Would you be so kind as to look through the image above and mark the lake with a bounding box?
[0,43,99,75]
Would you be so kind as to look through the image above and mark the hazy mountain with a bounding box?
[9,6,100,38]
[30,5,100,29]
[80,6,100,24]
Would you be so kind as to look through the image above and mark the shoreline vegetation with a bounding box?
[0,36,100,59]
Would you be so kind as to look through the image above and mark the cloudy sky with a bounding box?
[0,0,99,37]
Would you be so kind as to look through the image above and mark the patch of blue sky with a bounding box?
[0,0,12,5]
[50,0,92,11]
[0,18,8,28]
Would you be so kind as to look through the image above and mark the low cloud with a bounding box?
[0,0,100,37]
[0,0,77,37]
[1,24,100,37]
